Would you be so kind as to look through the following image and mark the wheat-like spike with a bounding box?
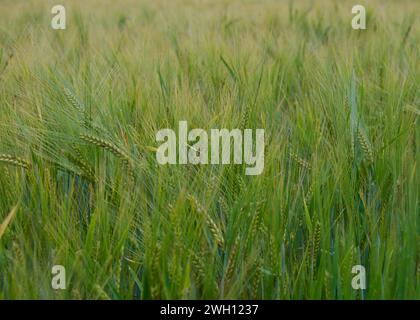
[290,232,296,243]
[282,273,289,299]
[289,150,311,170]
[91,122,105,135]
[151,244,161,299]
[190,250,206,285]
[71,288,82,300]
[349,247,355,290]
[2,166,11,181]
[205,175,218,202]
[351,133,356,160]
[115,245,124,291]
[312,221,321,265]
[305,183,314,204]
[225,236,239,284]
[12,241,24,264]
[238,176,246,194]
[205,215,224,248]
[172,217,183,256]
[315,121,323,147]
[68,147,96,182]
[65,88,99,131]
[298,217,304,228]
[0,154,30,169]
[260,224,268,236]
[226,167,238,199]
[341,245,354,283]
[80,134,127,159]
[122,159,135,184]
[252,258,262,299]
[305,235,313,271]
[357,127,374,164]
[404,104,420,116]
[188,194,224,248]
[281,202,287,227]
[324,271,331,299]
[168,203,174,213]
[173,259,182,295]
[65,88,85,115]
[151,285,160,299]
[240,104,251,130]
[249,201,265,243]
[153,244,161,270]
[219,197,230,215]
[80,134,135,183]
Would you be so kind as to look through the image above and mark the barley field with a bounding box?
[0,0,419,300]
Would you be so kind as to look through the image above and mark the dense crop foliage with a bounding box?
[0,0,418,299]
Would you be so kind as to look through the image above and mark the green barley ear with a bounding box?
[2,166,11,181]
[252,258,262,299]
[190,250,206,286]
[225,235,240,285]
[306,220,321,273]
[305,235,313,271]
[219,196,230,215]
[64,88,85,115]
[313,221,321,264]
[247,200,265,247]
[304,183,314,204]
[240,103,250,130]
[65,88,101,132]
[404,104,420,116]
[12,241,24,264]
[289,150,311,170]
[80,134,134,183]
[151,243,161,299]
[350,133,356,161]
[0,154,30,169]
[80,134,127,158]
[122,158,135,184]
[324,270,331,299]
[188,194,224,248]
[65,146,96,182]
[357,127,374,165]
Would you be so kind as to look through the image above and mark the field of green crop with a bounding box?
[0,0,419,299]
